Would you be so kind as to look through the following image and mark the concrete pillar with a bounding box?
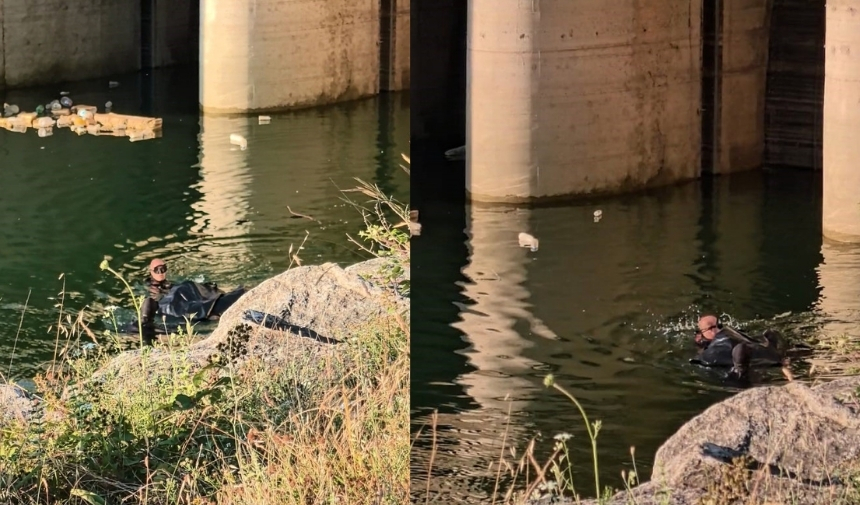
[199,0,380,113]
[823,0,860,243]
[2,0,140,88]
[380,0,410,91]
[466,0,702,203]
[715,0,771,173]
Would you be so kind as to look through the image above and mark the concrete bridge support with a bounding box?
[708,0,771,174]
[199,0,410,114]
[823,0,860,243]
[466,0,703,203]
[465,0,772,202]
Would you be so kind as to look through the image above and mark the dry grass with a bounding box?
[804,333,860,380]
[415,370,860,505]
[0,175,411,505]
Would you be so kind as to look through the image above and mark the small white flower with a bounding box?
[553,432,572,442]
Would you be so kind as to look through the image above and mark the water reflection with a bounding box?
[412,169,832,501]
[191,114,255,272]
[815,241,860,338]
[454,206,555,413]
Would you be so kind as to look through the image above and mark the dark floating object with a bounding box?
[242,309,340,344]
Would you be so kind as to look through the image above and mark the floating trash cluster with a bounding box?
[1,93,162,142]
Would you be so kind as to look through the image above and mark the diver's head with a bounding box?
[696,314,720,342]
[149,258,168,282]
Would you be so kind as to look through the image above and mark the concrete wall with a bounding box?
[466,0,702,203]
[199,0,382,113]
[381,0,410,91]
[153,0,199,68]
[822,0,860,243]
[716,0,771,173]
[0,0,140,89]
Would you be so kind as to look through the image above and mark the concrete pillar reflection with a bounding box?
[814,241,860,341]
[823,0,860,242]
[452,205,557,413]
[194,114,254,265]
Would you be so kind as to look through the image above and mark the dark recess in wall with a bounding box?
[141,0,154,70]
[410,0,467,208]
[701,0,722,176]
[763,0,825,170]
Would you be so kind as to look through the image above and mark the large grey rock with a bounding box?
[0,383,36,424]
[557,376,860,505]
[5,258,407,427]
[98,259,407,383]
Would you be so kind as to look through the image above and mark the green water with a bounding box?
[411,166,860,502]
[0,66,409,379]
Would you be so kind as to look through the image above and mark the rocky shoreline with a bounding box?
[532,375,860,505]
[0,257,409,426]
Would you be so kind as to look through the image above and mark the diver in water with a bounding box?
[693,314,787,382]
[139,258,172,346]
[130,257,246,346]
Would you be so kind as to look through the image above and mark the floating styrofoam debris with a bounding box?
[258,115,271,125]
[229,133,248,150]
[409,209,421,237]
[518,232,539,252]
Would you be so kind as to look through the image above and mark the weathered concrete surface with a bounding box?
[822,0,860,243]
[546,377,860,505]
[1,0,141,89]
[381,0,410,91]
[716,0,771,174]
[466,0,702,203]
[152,0,199,67]
[200,0,382,113]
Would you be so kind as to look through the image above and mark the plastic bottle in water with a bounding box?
[3,104,19,117]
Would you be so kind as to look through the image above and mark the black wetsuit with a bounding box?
[695,328,785,380]
[140,278,172,346]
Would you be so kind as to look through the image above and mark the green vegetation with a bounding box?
[0,174,411,505]
[418,366,860,505]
